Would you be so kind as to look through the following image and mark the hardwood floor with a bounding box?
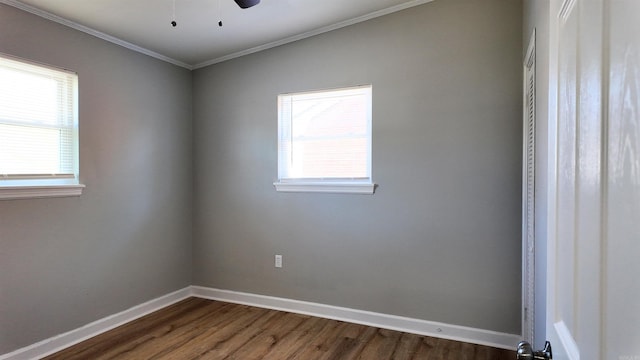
[43,297,515,360]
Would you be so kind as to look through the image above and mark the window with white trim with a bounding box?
[274,85,375,194]
[0,54,83,200]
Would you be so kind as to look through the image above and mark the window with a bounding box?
[274,85,375,194]
[0,54,83,200]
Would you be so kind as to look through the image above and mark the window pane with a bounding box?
[292,138,367,178]
[278,85,371,181]
[0,67,59,126]
[0,124,61,174]
[0,55,78,179]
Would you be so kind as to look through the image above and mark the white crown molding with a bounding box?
[192,286,520,351]
[0,287,192,360]
[2,0,434,70]
[0,0,193,70]
[194,0,435,69]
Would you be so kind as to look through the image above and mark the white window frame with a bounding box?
[274,85,376,194]
[0,53,84,200]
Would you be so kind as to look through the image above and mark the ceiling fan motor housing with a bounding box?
[234,0,260,9]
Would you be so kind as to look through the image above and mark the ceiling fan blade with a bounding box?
[233,0,260,9]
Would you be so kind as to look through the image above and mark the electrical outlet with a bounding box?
[275,254,282,268]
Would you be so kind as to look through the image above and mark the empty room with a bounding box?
[2,0,639,359]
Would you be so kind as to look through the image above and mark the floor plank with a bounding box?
[43,297,516,360]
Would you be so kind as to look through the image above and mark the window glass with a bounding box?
[275,85,374,194]
[0,54,78,182]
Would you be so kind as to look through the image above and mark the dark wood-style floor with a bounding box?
[44,297,515,360]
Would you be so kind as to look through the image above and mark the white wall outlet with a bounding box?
[275,254,282,268]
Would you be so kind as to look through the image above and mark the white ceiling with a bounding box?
[3,0,434,69]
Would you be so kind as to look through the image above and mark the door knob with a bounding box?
[517,341,552,360]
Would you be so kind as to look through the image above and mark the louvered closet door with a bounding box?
[522,31,535,345]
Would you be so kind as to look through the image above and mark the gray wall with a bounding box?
[0,0,524,353]
[523,0,549,349]
[193,0,523,334]
[0,4,193,354]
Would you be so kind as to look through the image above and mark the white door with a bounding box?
[604,0,640,358]
[545,0,640,359]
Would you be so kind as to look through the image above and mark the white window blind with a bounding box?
[0,54,78,182]
[275,85,374,194]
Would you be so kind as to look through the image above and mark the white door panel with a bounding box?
[544,0,640,359]
[606,1,640,358]
[548,1,583,358]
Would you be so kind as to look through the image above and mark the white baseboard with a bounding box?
[0,287,191,360]
[1,285,520,359]
[191,286,520,351]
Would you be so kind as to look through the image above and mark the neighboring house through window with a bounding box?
[274,85,375,194]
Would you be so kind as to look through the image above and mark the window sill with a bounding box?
[273,181,376,194]
[0,184,85,200]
